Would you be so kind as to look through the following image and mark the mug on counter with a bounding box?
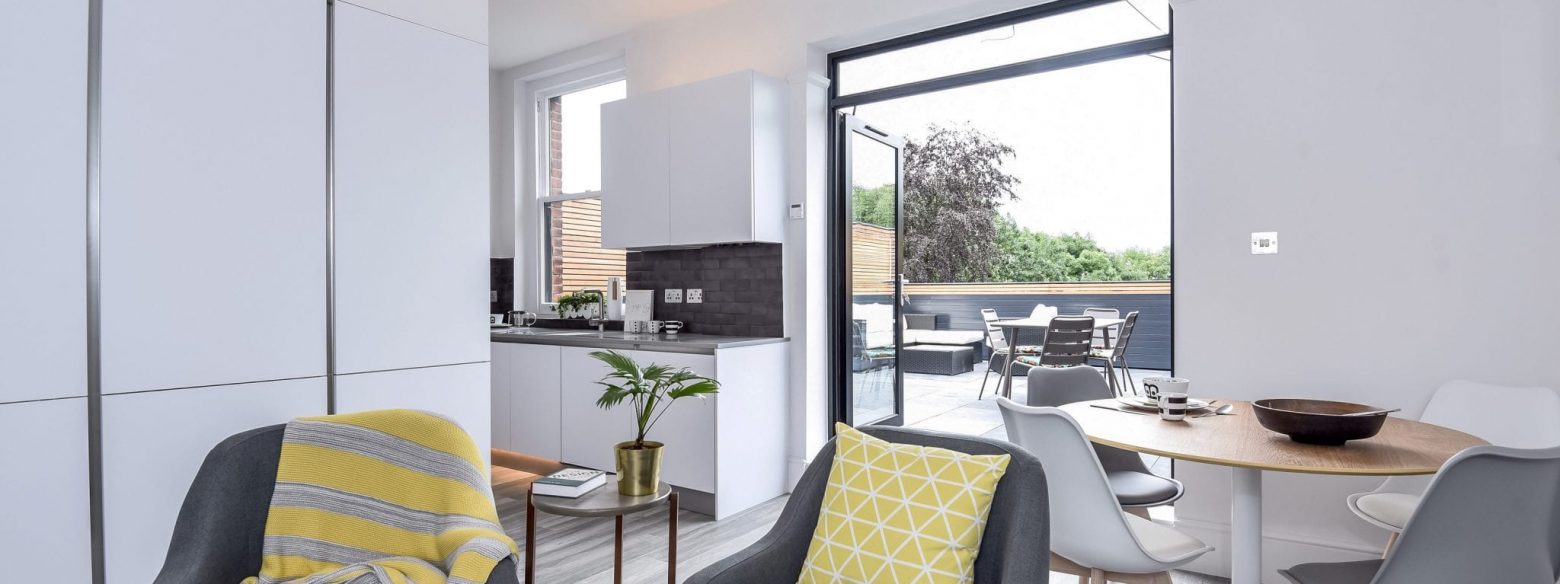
[1141,376,1190,400]
[646,320,664,334]
[1158,392,1189,421]
[663,320,684,335]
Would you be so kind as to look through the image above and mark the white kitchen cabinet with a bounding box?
[333,3,490,375]
[99,0,326,394]
[666,71,787,247]
[0,399,91,583]
[0,0,87,403]
[600,92,671,249]
[600,70,786,249]
[339,0,487,45]
[335,362,492,463]
[103,377,325,584]
[559,347,717,493]
[492,343,564,459]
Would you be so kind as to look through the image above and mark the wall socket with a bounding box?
[664,288,683,303]
[1251,232,1279,255]
[686,288,703,303]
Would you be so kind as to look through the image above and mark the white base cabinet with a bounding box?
[336,363,492,465]
[103,378,326,584]
[492,341,788,518]
[491,343,563,459]
[0,399,92,584]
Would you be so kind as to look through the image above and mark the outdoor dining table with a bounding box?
[995,316,1124,398]
[1058,399,1487,584]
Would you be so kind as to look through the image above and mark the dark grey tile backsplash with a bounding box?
[490,258,514,315]
[626,243,783,337]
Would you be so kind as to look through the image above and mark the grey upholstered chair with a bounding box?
[1028,366,1184,510]
[1280,444,1560,584]
[685,425,1050,583]
[153,425,520,584]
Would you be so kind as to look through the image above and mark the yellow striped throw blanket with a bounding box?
[243,409,519,584]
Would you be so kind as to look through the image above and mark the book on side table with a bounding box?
[533,468,606,498]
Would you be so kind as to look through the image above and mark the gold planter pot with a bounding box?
[614,440,664,496]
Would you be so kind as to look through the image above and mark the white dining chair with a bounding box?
[997,398,1211,583]
[1347,379,1560,552]
[1083,307,1120,349]
[1286,444,1560,584]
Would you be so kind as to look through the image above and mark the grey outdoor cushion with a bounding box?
[685,425,1050,584]
[154,424,520,584]
[1279,559,1384,584]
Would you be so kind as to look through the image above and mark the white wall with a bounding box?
[1172,0,1560,578]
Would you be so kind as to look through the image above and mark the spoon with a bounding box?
[1195,404,1235,418]
[1340,408,1401,417]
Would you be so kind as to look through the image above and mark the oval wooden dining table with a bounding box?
[1058,399,1487,584]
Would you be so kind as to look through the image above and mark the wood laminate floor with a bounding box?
[494,468,1229,584]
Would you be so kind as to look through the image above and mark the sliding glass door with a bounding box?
[838,115,906,427]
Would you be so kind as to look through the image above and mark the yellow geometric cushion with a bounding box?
[797,424,1012,584]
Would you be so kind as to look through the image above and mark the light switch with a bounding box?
[1251,232,1279,255]
[490,290,498,302]
[686,288,703,303]
[664,288,683,303]
[789,203,805,219]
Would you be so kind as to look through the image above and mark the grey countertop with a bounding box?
[490,327,787,354]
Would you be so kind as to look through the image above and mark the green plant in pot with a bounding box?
[555,291,601,319]
[590,350,719,495]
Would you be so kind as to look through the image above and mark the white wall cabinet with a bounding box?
[600,91,672,249]
[491,343,563,459]
[334,3,490,375]
[0,399,92,583]
[600,70,786,249]
[0,0,88,403]
[103,377,326,584]
[492,341,788,518]
[336,362,492,463]
[99,0,327,394]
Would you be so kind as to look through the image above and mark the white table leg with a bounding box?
[1231,467,1263,583]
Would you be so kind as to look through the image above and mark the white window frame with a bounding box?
[519,60,625,312]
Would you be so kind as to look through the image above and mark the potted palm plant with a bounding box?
[590,350,720,495]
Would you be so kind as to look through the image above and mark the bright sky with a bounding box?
[843,0,1170,252]
[557,80,626,195]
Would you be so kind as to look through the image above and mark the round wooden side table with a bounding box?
[525,476,677,584]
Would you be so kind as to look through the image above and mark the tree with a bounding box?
[899,124,1020,283]
[992,215,1170,282]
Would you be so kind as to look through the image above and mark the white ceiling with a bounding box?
[488,0,736,70]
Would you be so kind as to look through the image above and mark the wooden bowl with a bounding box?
[1252,399,1389,446]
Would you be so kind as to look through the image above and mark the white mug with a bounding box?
[1159,392,1189,421]
[1141,376,1190,400]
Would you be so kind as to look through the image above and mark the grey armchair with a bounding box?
[685,425,1049,584]
[153,424,520,584]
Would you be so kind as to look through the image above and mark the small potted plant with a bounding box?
[554,291,601,319]
[590,350,720,495]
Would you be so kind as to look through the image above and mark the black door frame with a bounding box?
[826,0,1173,431]
[835,114,907,428]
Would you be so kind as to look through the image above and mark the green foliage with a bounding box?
[554,290,601,317]
[992,215,1170,282]
[900,125,1020,283]
[851,184,897,229]
[590,350,720,449]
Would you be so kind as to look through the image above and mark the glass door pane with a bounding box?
[842,115,905,426]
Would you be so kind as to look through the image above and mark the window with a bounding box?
[539,80,627,301]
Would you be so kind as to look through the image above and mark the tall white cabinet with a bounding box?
[0,0,88,404]
[99,0,327,394]
[1,2,490,580]
[0,1,90,577]
[333,3,489,376]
